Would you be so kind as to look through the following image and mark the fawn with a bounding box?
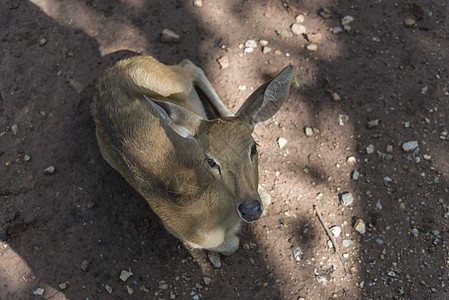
[92,56,292,255]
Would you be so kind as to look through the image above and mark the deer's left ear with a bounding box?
[236,65,293,130]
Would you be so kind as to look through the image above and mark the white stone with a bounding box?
[277,137,288,148]
[329,226,341,237]
[366,144,375,154]
[306,44,317,51]
[341,15,354,26]
[402,141,418,152]
[342,239,354,247]
[120,270,133,282]
[262,46,272,54]
[354,219,366,234]
[291,23,307,35]
[304,127,313,136]
[33,288,44,296]
[244,39,257,48]
[352,170,360,181]
[160,29,180,43]
[340,192,354,206]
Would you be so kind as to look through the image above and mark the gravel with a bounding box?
[340,192,354,206]
[402,141,419,152]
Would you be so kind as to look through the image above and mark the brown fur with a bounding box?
[92,56,292,255]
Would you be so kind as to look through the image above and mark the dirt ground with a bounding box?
[1,0,449,299]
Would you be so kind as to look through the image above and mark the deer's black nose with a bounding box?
[237,199,262,223]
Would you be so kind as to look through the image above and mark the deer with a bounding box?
[91,56,292,255]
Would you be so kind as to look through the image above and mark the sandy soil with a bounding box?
[1,0,448,299]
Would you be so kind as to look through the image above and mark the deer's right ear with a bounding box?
[236,65,293,130]
[145,95,203,140]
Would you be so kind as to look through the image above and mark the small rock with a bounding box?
[351,170,360,181]
[354,219,366,234]
[316,276,327,285]
[23,154,31,162]
[245,39,257,48]
[170,291,176,299]
[329,226,341,237]
[120,270,133,282]
[11,124,18,135]
[105,284,113,294]
[259,39,268,46]
[367,119,379,128]
[343,24,352,32]
[347,156,356,165]
[304,127,313,136]
[126,285,134,295]
[39,38,47,46]
[318,8,332,19]
[291,23,307,35]
[159,283,169,290]
[58,283,67,290]
[342,239,354,247]
[217,55,229,69]
[387,271,397,277]
[295,14,305,23]
[80,260,89,271]
[421,86,428,94]
[203,277,211,286]
[386,145,393,153]
[208,251,222,268]
[340,192,354,206]
[277,137,288,149]
[193,0,202,7]
[341,16,354,26]
[33,288,44,296]
[160,29,180,43]
[306,44,317,51]
[262,46,272,54]
[366,144,375,154]
[87,201,96,209]
[293,246,302,261]
[43,165,56,175]
[332,26,344,34]
[404,18,416,28]
[402,141,418,152]
[244,47,254,53]
[423,154,431,160]
[332,92,341,102]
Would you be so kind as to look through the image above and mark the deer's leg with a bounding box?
[178,59,234,117]
[207,221,241,256]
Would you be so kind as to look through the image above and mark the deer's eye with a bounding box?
[205,158,217,168]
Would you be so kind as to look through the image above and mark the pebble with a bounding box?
[341,16,354,26]
[217,55,229,69]
[404,18,416,28]
[58,283,67,290]
[80,260,89,271]
[193,0,202,7]
[160,29,180,43]
[329,226,341,237]
[366,144,375,154]
[318,8,332,19]
[39,38,47,46]
[342,239,354,247]
[332,26,344,34]
[105,284,113,294]
[244,47,254,53]
[295,14,305,23]
[126,286,134,295]
[33,288,44,296]
[23,154,31,162]
[120,270,133,282]
[306,44,317,51]
[332,92,341,102]
[203,277,211,286]
[304,127,313,136]
[386,145,393,153]
[262,46,272,54]
[11,124,18,135]
[259,39,268,46]
[423,154,431,160]
[208,251,222,268]
[159,283,169,290]
[347,156,356,165]
[277,137,288,148]
[291,23,307,35]
[340,192,354,206]
[351,170,360,181]
[245,39,257,48]
[354,219,366,234]
[367,119,379,128]
[293,246,302,261]
[87,201,95,209]
[43,165,56,175]
[402,141,418,152]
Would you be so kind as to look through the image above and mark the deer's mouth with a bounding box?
[236,199,263,223]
